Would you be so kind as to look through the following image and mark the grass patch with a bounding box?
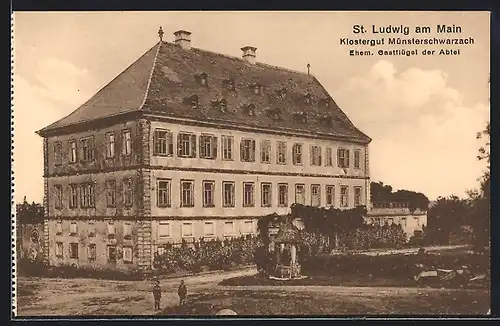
[160,288,490,316]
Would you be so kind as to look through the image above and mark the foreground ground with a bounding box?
[16,267,490,316]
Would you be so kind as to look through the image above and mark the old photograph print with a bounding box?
[12,11,491,317]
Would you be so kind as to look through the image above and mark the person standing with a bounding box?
[153,279,162,311]
[178,280,187,306]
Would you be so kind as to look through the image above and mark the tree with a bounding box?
[370,181,430,211]
[16,197,44,224]
[426,195,471,245]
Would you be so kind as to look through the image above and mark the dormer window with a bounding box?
[183,95,199,109]
[304,93,312,104]
[223,78,236,91]
[195,72,208,86]
[276,87,287,99]
[243,104,256,116]
[266,107,282,120]
[293,111,308,123]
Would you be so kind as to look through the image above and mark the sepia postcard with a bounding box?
[12,11,491,318]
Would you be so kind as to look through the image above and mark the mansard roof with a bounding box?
[37,41,371,144]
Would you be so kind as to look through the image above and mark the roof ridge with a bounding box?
[139,42,162,109]
[162,41,312,78]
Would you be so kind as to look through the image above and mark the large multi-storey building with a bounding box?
[36,28,371,271]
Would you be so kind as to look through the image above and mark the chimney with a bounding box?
[174,30,192,50]
[241,46,257,64]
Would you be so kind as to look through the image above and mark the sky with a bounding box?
[12,11,490,203]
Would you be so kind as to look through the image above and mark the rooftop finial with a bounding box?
[307,63,311,75]
[158,26,164,41]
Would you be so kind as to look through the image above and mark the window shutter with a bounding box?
[177,133,182,156]
[153,131,158,155]
[346,149,350,167]
[309,145,313,165]
[190,134,197,157]
[167,132,173,155]
[251,140,256,161]
[337,149,341,167]
[318,147,322,166]
[240,141,245,161]
[199,135,203,158]
[212,136,218,159]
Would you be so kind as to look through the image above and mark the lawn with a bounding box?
[161,287,490,316]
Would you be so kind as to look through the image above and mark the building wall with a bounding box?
[365,212,428,240]
[47,219,140,271]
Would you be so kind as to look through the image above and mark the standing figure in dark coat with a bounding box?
[153,280,161,311]
[178,280,187,306]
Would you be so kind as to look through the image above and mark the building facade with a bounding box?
[37,29,371,271]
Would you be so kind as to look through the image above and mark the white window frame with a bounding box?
[278,183,288,207]
[105,132,115,158]
[107,245,117,263]
[68,139,77,163]
[261,183,272,207]
[311,184,321,207]
[157,179,171,207]
[295,184,305,205]
[122,178,134,208]
[106,180,116,208]
[158,221,171,238]
[54,185,63,209]
[54,142,63,165]
[260,140,271,164]
[69,184,78,208]
[87,244,96,261]
[202,180,215,207]
[122,129,132,155]
[69,243,79,259]
[70,222,78,236]
[80,183,95,208]
[243,182,255,207]
[199,134,218,159]
[80,136,95,162]
[310,145,322,166]
[292,143,303,165]
[107,222,116,237]
[88,222,95,237]
[337,148,350,168]
[354,186,362,206]
[325,147,333,166]
[340,186,349,207]
[181,222,194,238]
[153,128,174,156]
[240,138,256,162]
[124,222,132,240]
[221,135,234,161]
[223,221,235,236]
[242,220,254,235]
[204,221,215,237]
[55,242,63,258]
[276,141,287,165]
[222,181,235,207]
[123,246,133,263]
[354,149,361,169]
[326,185,335,206]
[178,132,197,158]
[180,180,195,207]
[56,221,63,235]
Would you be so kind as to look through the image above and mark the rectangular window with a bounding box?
[204,221,215,237]
[199,134,218,159]
[153,129,174,156]
[68,140,77,163]
[180,180,195,207]
[122,130,132,155]
[69,243,79,259]
[88,222,95,237]
[292,143,303,165]
[310,145,322,166]
[337,148,350,168]
[182,222,194,238]
[277,141,287,165]
[158,221,171,238]
[240,138,256,162]
[326,185,335,206]
[222,181,235,207]
[106,180,116,208]
[123,246,133,263]
[203,180,215,207]
[260,140,271,164]
[56,221,63,235]
[311,184,321,207]
[295,184,305,205]
[242,220,254,234]
[107,222,116,239]
[69,184,78,208]
[55,242,63,258]
[401,217,407,227]
[221,135,234,160]
[278,183,288,207]
[80,183,95,208]
[54,185,63,209]
[354,149,361,169]
[123,178,133,207]
[105,132,115,158]
[178,132,197,158]
[70,222,77,236]
[354,186,362,206]
[80,137,95,162]
[224,221,235,236]
[157,179,171,207]
[87,244,96,261]
[107,246,117,263]
[54,142,63,165]
[325,148,333,166]
[341,186,349,207]
[124,222,132,240]
[243,182,255,207]
[261,183,272,207]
